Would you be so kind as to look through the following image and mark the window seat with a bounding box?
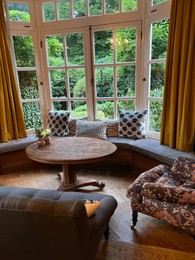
[0,134,194,174]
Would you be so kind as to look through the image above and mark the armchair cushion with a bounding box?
[142,183,195,204]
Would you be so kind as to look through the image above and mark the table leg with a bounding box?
[57,164,105,192]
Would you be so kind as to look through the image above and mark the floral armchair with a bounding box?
[127,156,195,237]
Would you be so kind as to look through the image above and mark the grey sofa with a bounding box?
[0,186,117,260]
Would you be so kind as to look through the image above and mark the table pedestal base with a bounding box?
[57,164,105,191]
[57,180,105,191]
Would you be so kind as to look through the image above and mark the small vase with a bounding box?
[37,138,45,147]
[45,136,51,145]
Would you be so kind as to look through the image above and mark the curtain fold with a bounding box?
[0,2,27,142]
[160,0,195,151]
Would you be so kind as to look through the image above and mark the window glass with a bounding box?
[57,0,70,20]
[149,100,162,131]
[117,100,135,114]
[116,27,136,62]
[68,68,86,98]
[151,19,169,59]
[18,71,39,99]
[152,0,168,6]
[49,69,67,98]
[73,0,86,18]
[46,35,64,67]
[96,100,114,119]
[53,101,68,111]
[8,2,30,22]
[13,36,35,67]
[94,30,113,64]
[95,67,114,98]
[71,101,87,118]
[66,33,84,66]
[150,63,165,97]
[117,66,135,97]
[89,0,102,16]
[22,102,42,129]
[105,0,119,14]
[122,0,137,12]
[43,2,56,22]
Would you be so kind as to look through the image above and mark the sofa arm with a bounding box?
[127,164,171,199]
[142,182,195,204]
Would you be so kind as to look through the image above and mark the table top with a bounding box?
[25,136,117,165]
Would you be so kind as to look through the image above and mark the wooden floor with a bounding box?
[0,165,194,253]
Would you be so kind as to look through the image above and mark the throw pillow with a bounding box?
[83,199,101,218]
[76,120,107,139]
[118,109,148,139]
[47,111,70,136]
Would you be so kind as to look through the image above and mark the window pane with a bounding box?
[117,66,135,97]
[71,101,87,118]
[150,63,165,97]
[22,102,42,130]
[122,0,137,12]
[152,0,167,5]
[96,101,114,119]
[53,101,68,111]
[68,68,86,98]
[13,36,35,67]
[66,33,84,66]
[18,71,39,99]
[105,0,119,14]
[94,30,113,64]
[149,100,162,132]
[8,2,30,22]
[116,27,136,62]
[49,69,67,98]
[43,2,56,22]
[117,100,135,113]
[151,19,169,59]
[46,35,65,67]
[73,0,86,18]
[95,67,114,97]
[89,0,102,16]
[57,0,70,20]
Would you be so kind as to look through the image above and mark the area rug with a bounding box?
[97,240,195,260]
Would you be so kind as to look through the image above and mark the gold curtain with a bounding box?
[160,0,195,151]
[0,3,27,142]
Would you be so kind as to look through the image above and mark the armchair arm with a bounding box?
[127,164,171,197]
[142,182,195,204]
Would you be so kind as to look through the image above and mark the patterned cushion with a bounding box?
[76,120,107,139]
[47,111,70,136]
[118,110,148,139]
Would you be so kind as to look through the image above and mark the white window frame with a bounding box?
[143,3,171,138]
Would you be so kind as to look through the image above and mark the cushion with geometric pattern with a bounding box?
[118,109,147,139]
[47,111,70,136]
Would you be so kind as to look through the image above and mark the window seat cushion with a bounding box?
[0,134,194,167]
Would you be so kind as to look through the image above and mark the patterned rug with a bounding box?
[97,240,195,260]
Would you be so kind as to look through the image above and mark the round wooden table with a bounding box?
[25,136,117,191]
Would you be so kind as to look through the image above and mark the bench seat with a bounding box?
[0,134,195,174]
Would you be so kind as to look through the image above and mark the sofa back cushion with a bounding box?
[171,156,195,181]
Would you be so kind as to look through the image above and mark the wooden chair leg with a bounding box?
[104,224,109,240]
[131,210,138,229]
